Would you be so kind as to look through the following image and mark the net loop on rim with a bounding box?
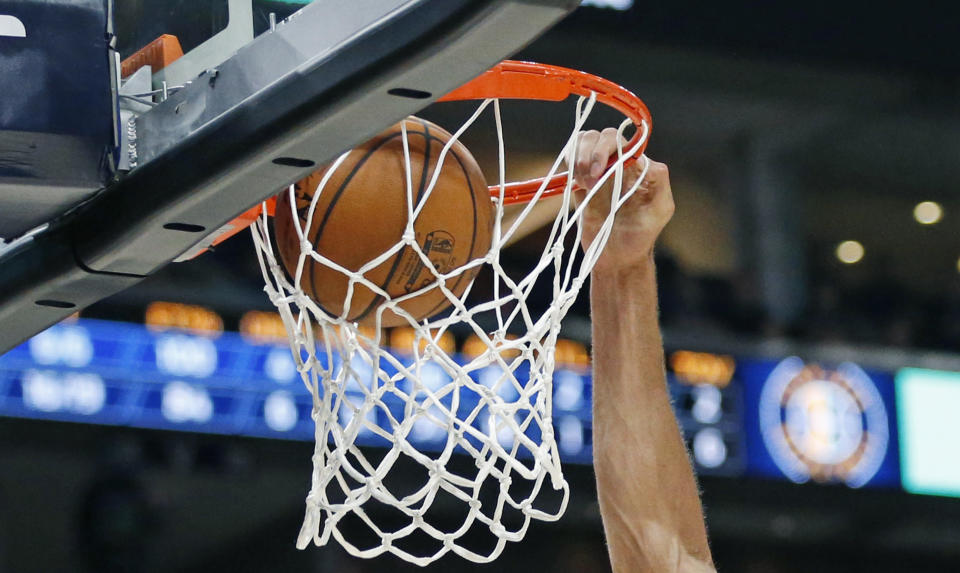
[440,60,651,203]
[250,61,651,566]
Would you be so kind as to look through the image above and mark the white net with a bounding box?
[250,93,649,566]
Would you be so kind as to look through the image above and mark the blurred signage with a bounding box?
[0,320,922,493]
[146,301,223,336]
[896,368,960,498]
[757,358,890,488]
[389,327,456,355]
[670,350,736,388]
[239,311,286,343]
[0,320,603,464]
[667,354,746,477]
[738,357,900,490]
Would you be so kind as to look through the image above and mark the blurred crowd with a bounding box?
[653,249,960,352]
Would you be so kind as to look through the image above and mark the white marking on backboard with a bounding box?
[580,0,633,9]
[0,15,26,38]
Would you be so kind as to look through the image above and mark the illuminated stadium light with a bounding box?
[835,240,865,264]
[913,201,943,225]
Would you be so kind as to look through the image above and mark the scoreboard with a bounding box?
[0,317,956,496]
[0,319,602,460]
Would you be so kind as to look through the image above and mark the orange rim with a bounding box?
[438,60,651,204]
[207,61,649,255]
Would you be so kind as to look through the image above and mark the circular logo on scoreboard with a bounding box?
[758,357,888,488]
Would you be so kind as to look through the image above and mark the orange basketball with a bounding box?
[274,117,493,328]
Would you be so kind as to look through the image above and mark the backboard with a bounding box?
[0,0,581,355]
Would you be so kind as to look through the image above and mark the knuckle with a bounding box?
[663,194,676,217]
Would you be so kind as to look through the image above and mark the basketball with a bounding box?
[273,116,493,328]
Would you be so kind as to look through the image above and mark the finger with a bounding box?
[644,160,675,220]
[585,129,625,218]
[643,159,669,194]
[579,129,631,214]
[573,130,600,188]
[589,127,626,181]
[631,155,658,200]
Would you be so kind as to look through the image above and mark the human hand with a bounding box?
[571,127,674,273]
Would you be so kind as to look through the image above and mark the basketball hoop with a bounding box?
[440,60,651,203]
[250,60,651,565]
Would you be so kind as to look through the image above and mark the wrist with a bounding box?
[589,256,658,322]
[591,252,656,285]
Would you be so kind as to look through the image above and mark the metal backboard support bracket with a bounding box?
[152,0,254,90]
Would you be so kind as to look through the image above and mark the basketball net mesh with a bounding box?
[251,94,649,566]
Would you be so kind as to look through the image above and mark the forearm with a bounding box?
[591,258,713,572]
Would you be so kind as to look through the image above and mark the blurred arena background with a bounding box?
[2,0,960,571]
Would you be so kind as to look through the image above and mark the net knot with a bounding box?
[490,522,507,537]
[541,421,554,439]
[478,385,495,401]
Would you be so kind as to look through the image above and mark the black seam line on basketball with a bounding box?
[308,130,415,315]
[400,117,436,294]
[275,190,340,317]
[351,120,433,324]
[420,146,482,320]
[275,206,337,319]
[389,131,482,319]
